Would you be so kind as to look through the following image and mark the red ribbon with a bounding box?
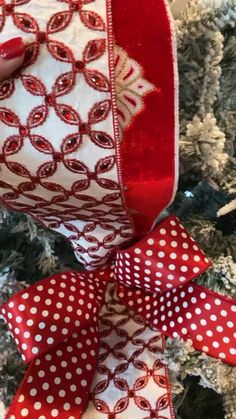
[1,216,236,418]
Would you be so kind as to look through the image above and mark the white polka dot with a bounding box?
[219,353,226,359]
[135,248,141,254]
[38,370,45,377]
[42,310,49,317]
[18,394,25,402]
[16,316,22,323]
[205,303,211,310]
[47,337,54,345]
[63,403,70,411]
[50,325,57,332]
[194,255,200,262]
[223,337,230,343]
[59,390,65,397]
[181,266,188,272]
[75,397,82,405]
[159,240,166,246]
[34,402,41,410]
[22,293,29,300]
[220,310,227,317]
[217,326,223,333]
[229,348,236,355]
[51,410,59,417]
[30,307,37,314]
[35,334,42,342]
[227,321,234,328]
[47,396,54,403]
[158,251,165,258]
[200,319,207,326]
[231,305,236,312]
[200,292,206,299]
[32,347,39,354]
[54,377,61,385]
[30,388,37,397]
[48,288,54,294]
[196,335,203,341]
[34,296,41,303]
[19,304,25,311]
[21,408,29,416]
[202,346,209,352]
[213,341,219,348]
[206,330,213,337]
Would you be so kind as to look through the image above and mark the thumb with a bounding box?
[0,37,25,82]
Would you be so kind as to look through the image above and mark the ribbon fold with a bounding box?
[1,216,236,419]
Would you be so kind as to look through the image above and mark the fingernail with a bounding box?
[0,37,25,60]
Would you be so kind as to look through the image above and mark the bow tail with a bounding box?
[6,330,100,419]
[1,270,111,419]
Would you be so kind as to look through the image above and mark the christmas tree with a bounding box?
[0,1,236,418]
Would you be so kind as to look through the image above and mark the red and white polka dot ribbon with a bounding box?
[1,216,236,418]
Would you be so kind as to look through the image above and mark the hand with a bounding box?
[0,37,25,82]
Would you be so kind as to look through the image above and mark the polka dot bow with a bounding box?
[1,216,236,419]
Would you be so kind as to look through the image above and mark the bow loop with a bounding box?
[115,216,211,294]
[1,270,109,364]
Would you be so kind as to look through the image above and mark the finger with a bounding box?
[0,37,25,81]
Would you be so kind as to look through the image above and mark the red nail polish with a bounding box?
[0,37,25,60]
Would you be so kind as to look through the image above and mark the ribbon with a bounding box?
[1,215,236,418]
